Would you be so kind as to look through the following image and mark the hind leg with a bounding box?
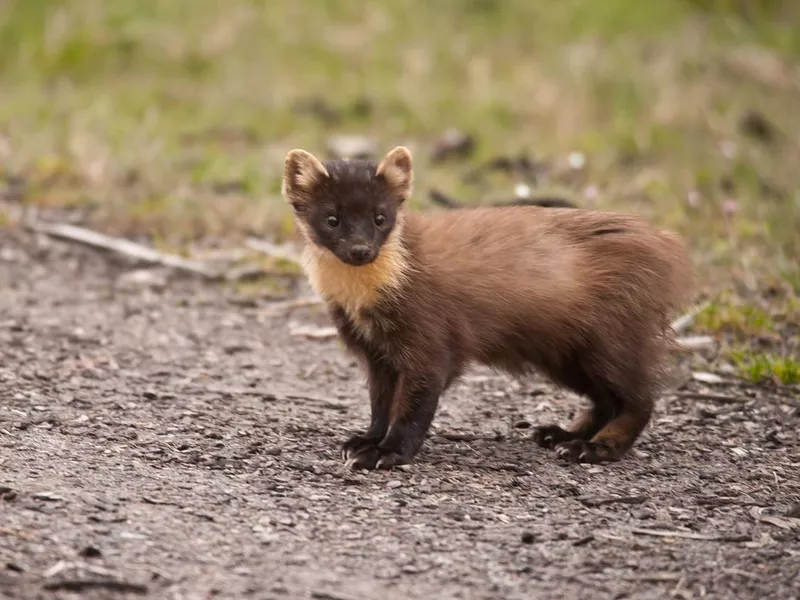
[533,402,615,449]
[533,371,617,450]
[554,392,652,463]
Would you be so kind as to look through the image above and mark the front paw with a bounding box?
[532,425,580,449]
[341,435,412,471]
[344,446,409,471]
[554,440,618,464]
[341,434,381,462]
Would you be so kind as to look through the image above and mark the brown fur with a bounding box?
[282,146,694,470]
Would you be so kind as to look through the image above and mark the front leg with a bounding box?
[347,372,444,471]
[341,355,399,467]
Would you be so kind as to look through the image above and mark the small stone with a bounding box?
[78,545,102,558]
[386,480,403,489]
[513,420,532,429]
[521,531,536,544]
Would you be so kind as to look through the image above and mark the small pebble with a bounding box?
[521,531,536,544]
[78,545,102,558]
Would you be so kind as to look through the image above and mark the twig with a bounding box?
[0,527,31,539]
[671,391,748,404]
[184,385,349,411]
[288,322,338,339]
[722,568,761,581]
[631,528,749,542]
[578,495,648,507]
[28,221,219,279]
[311,590,362,600]
[749,506,800,530]
[624,573,682,583]
[671,302,710,334]
[142,496,181,507]
[572,535,595,546]
[674,335,717,351]
[42,579,148,594]
[435,432,503,442]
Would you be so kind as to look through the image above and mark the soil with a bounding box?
[1,229,799,600]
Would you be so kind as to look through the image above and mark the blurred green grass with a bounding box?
[0,0,798,295]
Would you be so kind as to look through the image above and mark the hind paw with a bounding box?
[554,440,619,464]
[532,425,581,449]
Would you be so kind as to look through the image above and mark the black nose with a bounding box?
[349,245,371,263]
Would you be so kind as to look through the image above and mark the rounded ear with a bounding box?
[376,146,413,202]
[282,149,329,204]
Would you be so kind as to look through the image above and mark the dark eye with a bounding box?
[374,214,386,226]
[326,215,339,227]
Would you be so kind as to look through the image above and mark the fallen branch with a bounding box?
[28,222,219,279]
[246,237,303,266]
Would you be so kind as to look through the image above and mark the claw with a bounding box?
[553,440,617,464]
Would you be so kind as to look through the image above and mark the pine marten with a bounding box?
[282,146,693,470]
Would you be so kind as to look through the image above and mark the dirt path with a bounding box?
[1,230,799,600]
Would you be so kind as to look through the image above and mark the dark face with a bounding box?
[294,160,403,266]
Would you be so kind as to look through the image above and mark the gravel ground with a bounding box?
[1,230,799,600]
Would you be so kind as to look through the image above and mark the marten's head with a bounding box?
[282,146,413,267]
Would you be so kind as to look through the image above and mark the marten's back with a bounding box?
[400,206,692,374]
